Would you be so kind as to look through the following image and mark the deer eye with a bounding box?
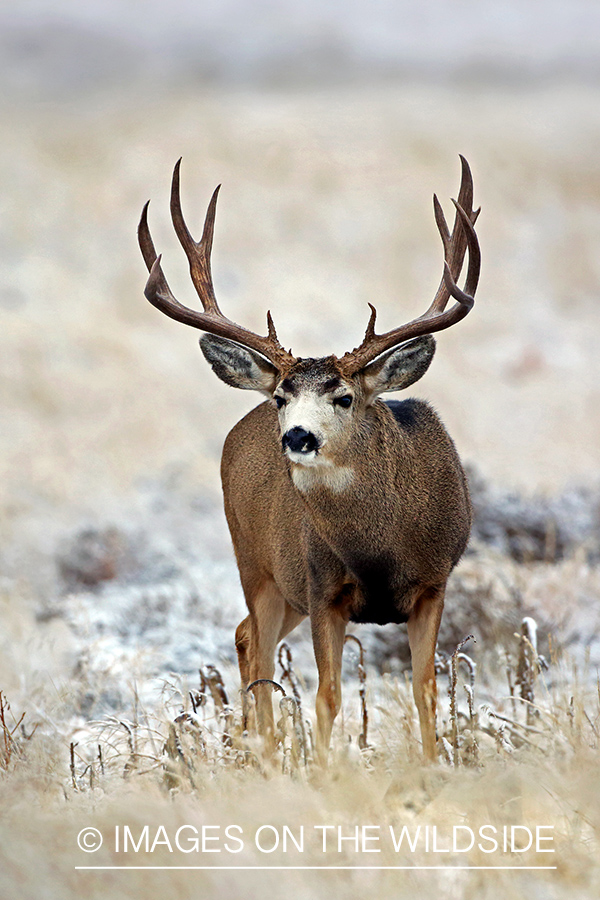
[334,395,352,408]
[274,396,286,409]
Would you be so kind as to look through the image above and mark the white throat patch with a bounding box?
[291,461,354,494]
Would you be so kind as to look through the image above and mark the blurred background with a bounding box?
[2,0,600,696]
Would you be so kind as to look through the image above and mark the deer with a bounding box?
[138,156,480,764]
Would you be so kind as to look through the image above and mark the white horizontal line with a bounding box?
[75,865,557,871]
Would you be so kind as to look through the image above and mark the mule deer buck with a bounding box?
[138,157,480,763]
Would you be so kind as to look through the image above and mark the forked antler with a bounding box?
[138,159,295,370]
[339,155,481,374]
[139,157,480,375]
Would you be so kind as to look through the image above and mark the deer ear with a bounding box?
[200,335,279,395]
[361,335,436,401]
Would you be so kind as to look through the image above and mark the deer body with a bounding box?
[138,157,481,762]
[222,380,471,760]
[223,396,470,624]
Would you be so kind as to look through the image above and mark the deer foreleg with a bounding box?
[311,607,348,767]
[406,585,445,762]
[237,581,305,754]
[243,581,285,752]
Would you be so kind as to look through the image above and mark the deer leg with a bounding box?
[247,580,285,752]
[237,579,306,754]
[406,584,445,762]
[237,600,305,687]
[235,615,252,689]
[237,606,301,745]
[311,606,348,767]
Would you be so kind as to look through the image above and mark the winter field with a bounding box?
[2,68,600,899]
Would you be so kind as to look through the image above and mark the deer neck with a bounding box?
[288,403,401,531]
[290,459,356,495]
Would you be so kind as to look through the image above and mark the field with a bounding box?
[2,77,600,899]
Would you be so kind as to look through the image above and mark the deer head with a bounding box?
[139,157,480,476]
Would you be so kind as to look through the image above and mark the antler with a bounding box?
[340,155,481,374]
[138,160,296,371]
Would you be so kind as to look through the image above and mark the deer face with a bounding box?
[200,334,436,475]
[273,357,356,466]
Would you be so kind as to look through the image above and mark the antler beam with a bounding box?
[138,161,296,371]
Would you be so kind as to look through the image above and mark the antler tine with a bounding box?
[170,159,224,317]
[138,201,192,315]
[138,200,158,271]
[137,170,296,370]
[445,199,481,302]
[428,154,480,316]
[340,157,481,375]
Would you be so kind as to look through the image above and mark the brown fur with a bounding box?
[222,380,471,763]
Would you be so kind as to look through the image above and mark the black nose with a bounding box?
[282,427,320,454]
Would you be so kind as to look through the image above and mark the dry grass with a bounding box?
[1,624,600,900]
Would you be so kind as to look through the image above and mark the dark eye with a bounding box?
[275,396,286,409]
[334,395,352,408]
